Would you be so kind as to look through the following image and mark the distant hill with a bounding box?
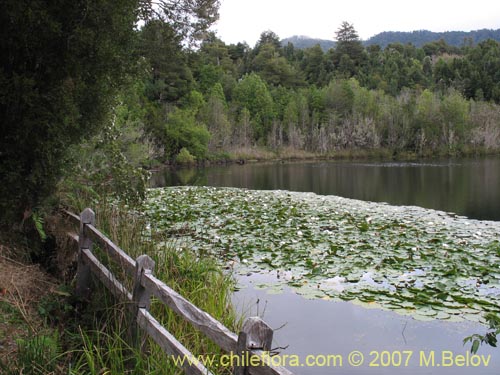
[281,29,500,51]
[365,29,500,48]
[281,35,335,51]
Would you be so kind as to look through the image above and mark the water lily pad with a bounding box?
[413,314,436,322]
[143,186,500,326]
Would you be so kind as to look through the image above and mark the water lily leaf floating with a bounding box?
[144,186,500,324]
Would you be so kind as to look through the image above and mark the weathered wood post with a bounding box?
[130,254,155,350]
[75,208,95,298]
[234,317,274,375]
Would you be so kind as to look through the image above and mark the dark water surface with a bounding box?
[151,157,500,221]
[150,157,500,373]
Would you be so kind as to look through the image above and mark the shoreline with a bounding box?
[149,146,500,172]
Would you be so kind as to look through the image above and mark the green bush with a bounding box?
[175,147,196,164]
[163,108,210,160]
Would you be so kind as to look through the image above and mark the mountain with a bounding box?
[281,35,335,51]
[365,29,500,48]
[281,29,500,51]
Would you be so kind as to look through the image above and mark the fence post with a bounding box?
[130,254,155,349]
[75,208,95,299]
[234,317,274,375]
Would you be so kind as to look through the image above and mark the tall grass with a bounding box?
[60,189,241,374]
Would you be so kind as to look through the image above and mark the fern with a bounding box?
[32,211,47,242]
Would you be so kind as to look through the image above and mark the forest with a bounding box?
[113,21,500,170]
[364,28,500,48]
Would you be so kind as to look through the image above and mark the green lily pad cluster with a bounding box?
[143,186,500,323]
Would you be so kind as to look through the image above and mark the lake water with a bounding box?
[150,157,500,221]
[151,157,500,374]
[233,274,500,374]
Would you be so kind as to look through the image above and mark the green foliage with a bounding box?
[0,300,24,326]
[0,0,223,226]
[414,90,442,150]
[15,334,61,374]
[175,147,196,164]
[301,44,329,86]
[324,79,355,117]
[464,313,500,353]
[202,84,232,150]
[61,108,151,208]
[181,89,207,113]
[58,198,239,375]
[462,40,500,101]
[252,42,303,87]
[31,211,47,242]
[0,0,139,225]
[112,17,500,163]
[198,33,236,76]
[139,0,220,43]
[365,29,500,49]
[37,286,74,326]
[233,73,275,141]
[139,20,194,103]
[163,108,210,159]
[440,89,471,148]
[333,22,366,76]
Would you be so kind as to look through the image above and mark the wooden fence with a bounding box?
[63,208,294,375]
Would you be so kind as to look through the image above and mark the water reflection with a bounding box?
[233,273,500,374]
[149,158,500,374]
[150,157,500,221]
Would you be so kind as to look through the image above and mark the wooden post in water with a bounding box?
[75,208,95,298]
[234,317,274,375]
[131,254,155,350]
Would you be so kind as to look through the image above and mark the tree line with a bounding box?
[364,29,500,49]
[122,21,500,165]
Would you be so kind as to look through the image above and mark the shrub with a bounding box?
[175,147,196,164]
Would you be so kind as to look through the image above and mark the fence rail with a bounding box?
[63,208,293,375]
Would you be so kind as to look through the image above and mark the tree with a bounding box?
[198,33,235,73]
[414,90,442,151]
[0,0,139,225]
[202,83,231,149]
[324,79,355,117]
[251,43,303,87]
[334,21,365,76]
[163,107,210,159]
[0,0,220,225]
[139,20,194,102]
[462,40,500,102]
[301,45,328,86]
[138,0,220,43]
[255,30,282,51]
[232,73,275,141]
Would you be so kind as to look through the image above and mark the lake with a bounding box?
[233,274,500,374]
[150,156,500,221]
[149,157,500,374]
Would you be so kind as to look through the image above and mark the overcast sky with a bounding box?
[213,0,500,46]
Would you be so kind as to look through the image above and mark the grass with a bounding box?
[54,192,241,375]
[207,145,500,165]
[226,146,278,161]
[1,180,241,375]
[0,242,64,374]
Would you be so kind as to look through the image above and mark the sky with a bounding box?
[212,0,500,46]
